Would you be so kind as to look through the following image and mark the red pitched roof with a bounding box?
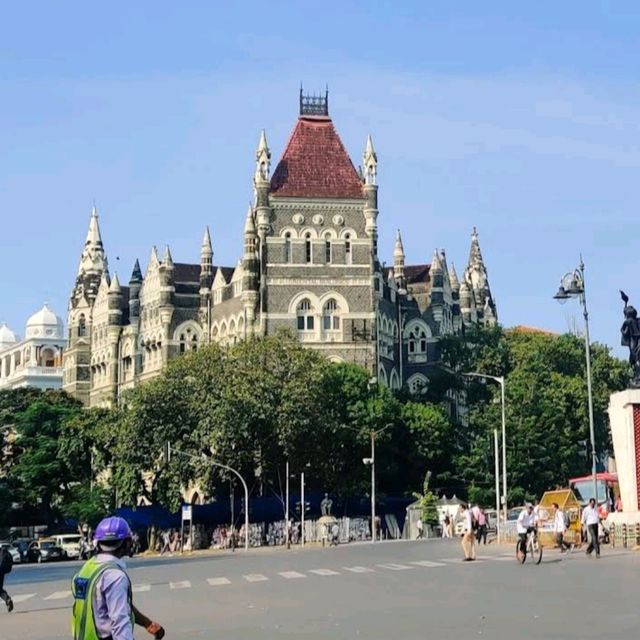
[270,116,364,199]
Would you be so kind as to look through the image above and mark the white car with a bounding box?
[53,534,82,559]
[0,541,21,564]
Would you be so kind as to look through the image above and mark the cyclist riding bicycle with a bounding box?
[516,503,537,555]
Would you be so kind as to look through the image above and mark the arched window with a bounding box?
[297,298,314,331]
[408,324,428,362]
[305,233,312,264]
[284,232,292,263]
[344,233,352,265]
[324,232,332,263]
[78,314,86,338]
[322,299,340,331]
[408,374,429,394]
[179,333,186,354]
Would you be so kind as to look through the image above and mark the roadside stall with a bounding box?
[536,490,581,546]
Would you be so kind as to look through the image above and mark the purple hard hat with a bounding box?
[94,516,132,545]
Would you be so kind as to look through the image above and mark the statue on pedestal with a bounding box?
[320,493,333,517]
[620,291,640,387]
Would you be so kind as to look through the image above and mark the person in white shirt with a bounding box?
[516,504,537,557]
[552,502,571,552]
[459,504,476,561]
[581,498,600,558]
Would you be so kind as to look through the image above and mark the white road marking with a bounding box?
[11,594,36,603]
[44,590,72,600]
[376,563,413,571]
[411,560,446,568]
[170,580,191,589]
[439,557,485,563]
[207,577,231,586]
[132,583,151,592]
[309,568,340,576]
[244,573,269,582]
[343,566,375,573]
[279,571,306,579]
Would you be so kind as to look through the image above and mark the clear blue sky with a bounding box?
[2,2,639,355]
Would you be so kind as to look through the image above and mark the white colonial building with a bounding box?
[0,304,66,391]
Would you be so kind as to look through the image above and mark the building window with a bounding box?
[322,299,340,331]
[324,233,332,263]
[297,298,315,331]
[305,233,312,264]
[179,333,187,354]
[345,234,352,265]
[78,314,86,337]
[408,325,428,362]
[285,232,292,263]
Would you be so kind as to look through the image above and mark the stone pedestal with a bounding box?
[608,388,640,514]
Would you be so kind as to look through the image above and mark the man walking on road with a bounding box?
[582,498,600,558]
[459,504,476,562]
[0,545,14,612]
[72,516,165,640]
[552,502,571,552]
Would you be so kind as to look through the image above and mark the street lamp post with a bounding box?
[365,422,394,543]
[165,443,250,551]
[463,372,507,536]
[553,257,598,506]
[285,459,290,549]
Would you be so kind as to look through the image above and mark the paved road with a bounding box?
[1,540,638,639]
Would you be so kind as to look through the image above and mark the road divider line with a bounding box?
[279,571,306,579]
[44,590,72,600]
[170,580,191,589]
[207,577,231,586]
[132,584,151,592]
[376,563,413,571]
[411,561,446,568]
[309,568,340,576]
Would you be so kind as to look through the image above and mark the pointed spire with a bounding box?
[77,205,108,277]
[448,261,460,290]
[468,226,484,268]
[244,205,256,235]
[108,272,121,294]
[150,245,159,265]
[129,259,142,283]
[201,226,213,257]
[430,249,443,273]
[162,245,174,268]
[393,229,405,261]
[255,129,271,182]
[86,205,103,246]
[362,134,378,185]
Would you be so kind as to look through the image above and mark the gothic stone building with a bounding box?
[63,93,496,408]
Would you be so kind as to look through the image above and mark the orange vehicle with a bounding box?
[569,472,620,518]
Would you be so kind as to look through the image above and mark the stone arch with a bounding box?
[280,227,298,239]
[403,318,433,339]
[389,368,401,390]
[407,373,429,394]
[339,228,358,239]
[299,227,318,239]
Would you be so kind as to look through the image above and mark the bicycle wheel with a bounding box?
[516,540,526,564]
[531,539,543,565]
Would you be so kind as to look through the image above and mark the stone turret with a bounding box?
[448,262,462,332]
[128,259,143,323]
[464,228,497,326]
[393,230,406,291]
[362,134,379,261]
[242,206,259,336]
[254,129,271,238]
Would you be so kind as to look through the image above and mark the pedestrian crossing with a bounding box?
[9,550,632,606]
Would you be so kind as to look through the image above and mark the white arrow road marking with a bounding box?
[343,566,374,573]
[279,571,306,579]
[44,591,72,600]
[309,568,340,576]
[243,574,269,582]
[11,594,36,603]
[170,580,191,589]
[207,577,231,586]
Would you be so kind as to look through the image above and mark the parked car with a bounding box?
[11,538,33,562]
[0,542,21,564]
[53,534,82,560]
[26,539,64,563]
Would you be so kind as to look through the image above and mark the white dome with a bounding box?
[0,323,18,349]
[26,304,64,339]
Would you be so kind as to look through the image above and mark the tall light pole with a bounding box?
[364,422,394,542]
[300,471,305,547]
[165,443,250,551]
[463,372,507,531]
[554,257,598,506]
[285,459,290,549]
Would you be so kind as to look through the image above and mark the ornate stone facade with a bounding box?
[63,94,496,407]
